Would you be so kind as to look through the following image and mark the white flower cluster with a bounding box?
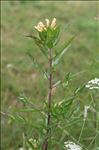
[85,78,99,90]
[35,18,56,32]
[64,141,82,150]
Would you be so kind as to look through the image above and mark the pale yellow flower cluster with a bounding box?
[35,18,56,32]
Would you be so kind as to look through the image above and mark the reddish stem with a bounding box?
[42,49,52,150]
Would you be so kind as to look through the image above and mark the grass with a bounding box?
[1,1,99,150]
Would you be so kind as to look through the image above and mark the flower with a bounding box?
[51,18,56,29]
[85,78,99,90]
[35,18,57,32]
[45,18,50,27]
[35,21,46,32]
[64,141,82,150]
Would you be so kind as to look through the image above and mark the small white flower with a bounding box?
[51,18,56,28]
[34,25,44,32]
[38,22,45,28]
[85,78,99,90]
[35,21,46,32]
[64,141,82,150]
[45,18,50,27]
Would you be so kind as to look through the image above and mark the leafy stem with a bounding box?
[42,48,52,150]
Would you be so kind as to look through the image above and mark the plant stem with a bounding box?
[42,49,52,150]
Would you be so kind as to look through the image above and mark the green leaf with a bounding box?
[26,52,49,79]
[7,115,16,124]
[14,115,27,123]
[27,35,48,58]
[52,26,60,46]
[47,27,53,39]
[18,93,29,104]
[39,30,47,41]
[43,70,49,79]
[27,139,35,149]
[62,72,72,88]
[17,108,40,112]
[53,26,60,38]
[17,108,45,116]
[51,97,74,118]
[53,80,61,87]
[52,36,75,66]
[26,52,41,68]
[74,85,85,95]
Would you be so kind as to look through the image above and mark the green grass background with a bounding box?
[1,1,99,149]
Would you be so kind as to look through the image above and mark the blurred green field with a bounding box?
[1,1,99,150]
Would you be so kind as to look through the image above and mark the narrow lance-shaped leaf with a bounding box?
[43,70,50,79]
[53,26,60,46]
[53,80,61,88]
[74,84,85,95]
[18,94,44,112]
[27,139,35,149]
[14,115,27,123]
[51,97,74,118]
[26,52,49,79]
[53,72,72,88]
[26,34,48,58]
[26,52,42,69]
[45,27,54,48]
[17,108,41,113]
[52,36,75,67]
[16,108,46,116]
[62,72,72,88]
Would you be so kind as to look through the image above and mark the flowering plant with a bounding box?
[34,18,60,49]
[13,18,98,150]
[25,18,76,150]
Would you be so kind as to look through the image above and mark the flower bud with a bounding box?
[51,18,56,29]
[35,25,44,32]
[45,18,50,27]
